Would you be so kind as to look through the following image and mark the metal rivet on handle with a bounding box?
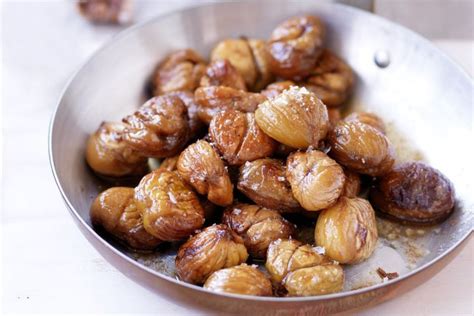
[374,50,390,68]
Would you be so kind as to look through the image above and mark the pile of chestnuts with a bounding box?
[87,15,455,297]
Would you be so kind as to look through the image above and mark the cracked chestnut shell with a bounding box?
[122,95,190,158]
[200,59,247,90]
[90,187,161,250]
[370,161,455,225]
[267,15,325,79]
[134,170,205,241]
[204,264,272,296]
[327,120,395,176]
[315,197,378,264]
[152,49,206,95]
[255,86,329,148]
[286,150,345,211]
[209,109,277,166]
[237,159,302,213]
[86,122,148,177]
[344,111,386,134]
[177,140,233,206]
[222,203,295,258]
[175,224,249,284]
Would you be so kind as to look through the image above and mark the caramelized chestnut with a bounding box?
[247,39,274,91]
[175,224,249,284]
[152,49,206,95]
[195,86,267,124]
[177,140,233,206]
[261,81,295,99]
[222,203,295,258]
[286,150,345,211]
[90,187,161,250]
[237,159,302,213]
[315,197,378,264]
[86,122,147,177]
[209,109,277,166]
[302,50,354,107]
[267,15,325,79]
[200,59,247,90]
[255,86,329,148]
[370,161,455,225]
[341,168,361,197]
[122,95,190,158]
[284,265,344,296]
[167,91,206,136]
[265,239,302,283]
[77,0,132,24]
[327,120,395,176]
[134,170,205,241]
[344,111,386,134]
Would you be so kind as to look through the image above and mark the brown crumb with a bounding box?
[376,267,399,280]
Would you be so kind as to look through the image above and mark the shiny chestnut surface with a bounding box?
[200,59,247,91]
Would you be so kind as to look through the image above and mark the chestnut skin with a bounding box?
[267,15,325,79]
[90,187,161,250]
[327,120,395,176]
[302,49,354,107]
[209,109,277,166]
[255,86,329,149]
[237,159,302,213]
[261,81,296,99]
[177,140,233,207]
[122,95,190,158]
[175,224,249,285]
[315,197,378,264]
[344,111,386,134]
[222,203,295,258]
[134,170,205,241]
[370,161,455,225]
[200,59,247,91]
[152,49,206,95]
[86,122,148,177]
[286,150,345,211]
[195,86,267,124]
[204,264,272,296]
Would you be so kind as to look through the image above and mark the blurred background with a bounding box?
[1,0,472,314]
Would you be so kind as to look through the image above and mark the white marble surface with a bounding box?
[1,1,472,315]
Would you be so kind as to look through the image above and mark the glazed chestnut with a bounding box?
[175,224,249,284]
[152,49,206,95]
[122,95,190,158]
[261,81,295,99]
[90,187,161,250]
[286,150,345,211]
[266,239,343,296]
[327,120,395,176]
[177,140,233,206]
[77,0,132,24]
[344,111,386,134]
[267,15,325,79]
[315,197,378,264]
[209,109,277,166]
[199,59,247,90]
[222,203,295,258]
[341,168,361,198]
[134,170,205,241]
[255,86,329,148]
[370,162,455,225]
[247,39,274,91]
[167,91,206,136]
[204,264,272,296]
[86,122,148,177]
[155,155,179,173]
[195,86,267,123]
[302,50,354,107]
[237,159,302,213]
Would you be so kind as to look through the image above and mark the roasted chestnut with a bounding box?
[134,170,205,241]
[209,109,277,165]
[237,159,302,213]
[267,15,325,79]
[200,59,247,90]
[344,111,386,134]
[167,91,206,137]
[77,0,132,24]
[222,203,295,258]
[152,49,206,95]
[90,187,161,250]
[86,122,148,177]
[341,168,361,198]
[122,95,190,158]
[315,197,378,264]
[204,264,272,296]
[177,140,233,206]
[302,50,354,107]
[327,120,395,176]
[370,161,455,225]
[283,265,344,297]
[255,86,329,148]
[195,86,267,124]
[261,81,295,99]
[286,149,345,211]
[175,224,249,284]
[247,39,274,91]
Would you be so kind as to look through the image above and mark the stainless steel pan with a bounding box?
[49,1,473,314]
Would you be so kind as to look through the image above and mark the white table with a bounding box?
[2,1,472,314]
